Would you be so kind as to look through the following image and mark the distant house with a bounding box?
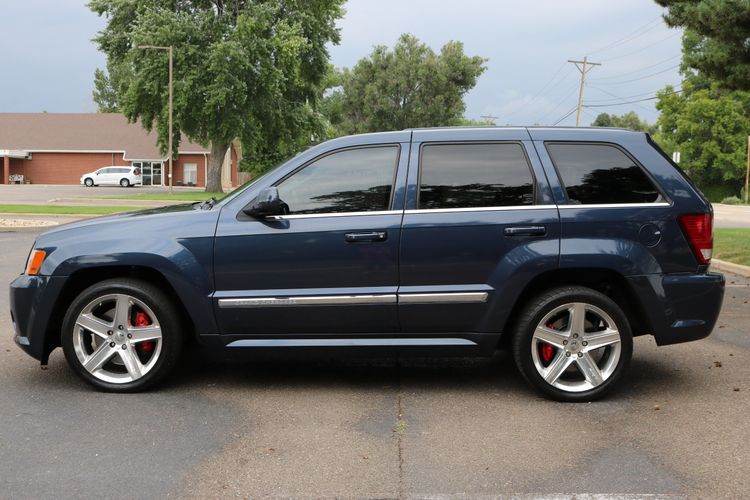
[0,113,238,188]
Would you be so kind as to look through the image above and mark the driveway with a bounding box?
[1,229,749,498]
[713,203,750,228]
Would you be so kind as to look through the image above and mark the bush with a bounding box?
[700,183,740,203]
[720,196,743,205]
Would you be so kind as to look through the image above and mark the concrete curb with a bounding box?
[712,258,750,278]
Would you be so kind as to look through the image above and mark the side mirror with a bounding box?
[242,187,289,218]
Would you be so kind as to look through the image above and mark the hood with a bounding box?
[37,203,205,238]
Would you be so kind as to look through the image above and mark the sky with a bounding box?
[0,0,683,127]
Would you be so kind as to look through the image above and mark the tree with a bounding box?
[655,77,750,188]
[656,0,750,90]
[93,68,119,112]
[591,111,656,133]
[89,0,345,192]
[322,34,486,135]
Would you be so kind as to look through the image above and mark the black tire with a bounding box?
[61,278,183,392]
[511,286,633,402]
[84,178,94,187]
[120,178,130,187]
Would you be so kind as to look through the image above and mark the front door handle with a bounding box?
[504,226,547,237]
[345,231,388,243]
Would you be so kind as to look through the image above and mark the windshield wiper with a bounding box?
[193,197,217,210]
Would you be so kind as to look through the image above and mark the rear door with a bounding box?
[398,128,560,334]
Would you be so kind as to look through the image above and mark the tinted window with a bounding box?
[419,143,534,209]
[277,146,398,214]
[546,143,661,204]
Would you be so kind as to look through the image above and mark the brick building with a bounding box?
[0,113,238,188]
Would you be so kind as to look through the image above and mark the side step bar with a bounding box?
[225,338,478,348]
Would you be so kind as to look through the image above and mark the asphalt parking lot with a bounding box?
[0,184,206,205]
[1,228,749,499]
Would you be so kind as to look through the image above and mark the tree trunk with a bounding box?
[206,141,229,193]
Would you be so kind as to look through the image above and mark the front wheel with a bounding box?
[61,279,183,392]
[512,286,633,402]
[120,178,130,187]
[84,178,94,187]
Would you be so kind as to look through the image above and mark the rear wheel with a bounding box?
[84,178,94,187]
[61,279,183,392]
[120,178,130,187]
[512,286,632,401]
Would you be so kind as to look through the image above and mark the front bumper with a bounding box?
[627,272,725,346]
[9,274,67,363]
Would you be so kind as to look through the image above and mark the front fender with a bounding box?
[34,209,220,334]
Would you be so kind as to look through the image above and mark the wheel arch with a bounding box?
[43,265,198,359]
[499,267,653,347]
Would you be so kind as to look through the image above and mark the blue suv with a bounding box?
[9,127,725,401]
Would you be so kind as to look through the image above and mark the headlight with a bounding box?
[24,249,47,276]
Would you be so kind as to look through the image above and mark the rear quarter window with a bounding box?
[546,142,661,205]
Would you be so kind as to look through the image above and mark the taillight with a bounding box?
[678,213,713,264]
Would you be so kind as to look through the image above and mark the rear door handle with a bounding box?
[345,231,388,243]
[504,226,547,237]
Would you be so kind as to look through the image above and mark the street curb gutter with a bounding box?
[712,258,750,278]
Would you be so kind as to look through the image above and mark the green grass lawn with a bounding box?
[714,228,750,266]
[0,204,143,215]
[110,192,227,202]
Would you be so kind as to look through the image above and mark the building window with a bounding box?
[184,163,197,186]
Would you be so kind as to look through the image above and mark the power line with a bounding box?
[502,63,575,121]
[587,86,656,114]
[535,80,582,124]
[601,32,681,62]
[585,87,677,103]
[582,88,685,108]
[552,107,578,126]
[593,64,680,85]
[590,54,680,81]
[587,16,664,56]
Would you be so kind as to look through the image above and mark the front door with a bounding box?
[213,143,409,336]
[398,129,560,334]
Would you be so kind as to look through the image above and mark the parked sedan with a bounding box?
[80,166,142,187]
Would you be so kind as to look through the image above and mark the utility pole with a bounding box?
[138,45,174,194]
[568,56,601,127]
[745,135,749,204]
[480,114,499,125]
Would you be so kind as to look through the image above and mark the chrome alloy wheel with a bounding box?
[531,302,622,393]
[72,293,163,384]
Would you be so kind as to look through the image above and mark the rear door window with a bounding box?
[546,143,661,205]
[418,143,534,209]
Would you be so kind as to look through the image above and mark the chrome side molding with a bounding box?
[218,291,489,308]
[398,292,488,304]
[218,294,397,308]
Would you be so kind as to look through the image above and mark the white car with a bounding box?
[80,166,142,187]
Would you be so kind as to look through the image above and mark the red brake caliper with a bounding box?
[540,322,556,364]
[134,311,155,352]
